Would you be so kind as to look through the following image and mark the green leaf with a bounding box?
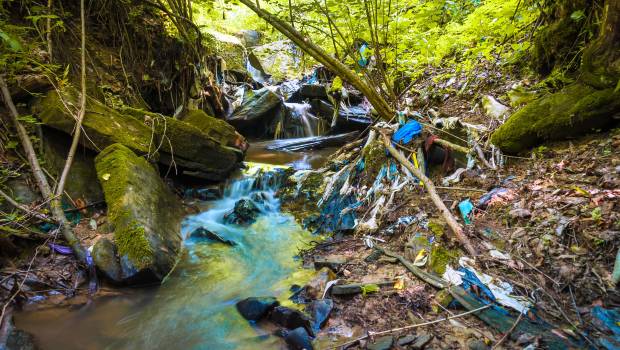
[570,10,585,22]
[360,284,380,296]
[0,30,23,52]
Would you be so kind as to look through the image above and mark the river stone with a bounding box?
[269,306,313,336]
[236,296,279,321]
[224,198,260,225]
[228,88,282,130]
[411,334,433,349]
[306,299,333,333]
[367,335,393,350]
[92,238,122,282]
[305,267,336,300]
[190,227,236,246]
[284,327,314,350]
[95,143,184,284]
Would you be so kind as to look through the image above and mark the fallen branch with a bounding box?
[377,130,477,255]
[0,189,55,223]
[329,305,491,349]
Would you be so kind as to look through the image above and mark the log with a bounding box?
[378,130,477,256]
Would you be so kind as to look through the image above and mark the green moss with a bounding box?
[95,144,158,268]
[491,84,620,154]
[114,215,154,269]
[34,88,153,156]
[180,109,238,146]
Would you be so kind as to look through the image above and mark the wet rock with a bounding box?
[509,208,532,219]
[237,30,262,47]
[184,186,222,201]
[224,198,261,225]
[397,334,417,346]
[306,299,333,333]
[95,144,184,284]
[411,333,433,349]
[284,327,314,350]
[228,88,282,130]
[299,84,327,99]
[190,227,236,246]
[250,192,269,205]
[92,238,122,282]
[313,256,347,272]
[236,296,279,321]
[269,306,313,335]
[367,335,393,350]
[305,267,336,300]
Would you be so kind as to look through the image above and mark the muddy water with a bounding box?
[14,155,333,349]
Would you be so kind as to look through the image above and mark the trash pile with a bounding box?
[274,104,620,349]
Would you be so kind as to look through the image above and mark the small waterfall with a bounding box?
[284,102,316,138]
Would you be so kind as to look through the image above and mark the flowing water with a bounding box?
[14,163,321,350]
[283,102,316,138]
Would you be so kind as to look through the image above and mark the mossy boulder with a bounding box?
[491,84,620,154]
[94,143,184,283]
[34,89,153,156]
[34,89,243,180]
[180,109,248,152]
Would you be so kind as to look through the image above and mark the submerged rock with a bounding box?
[269,306,313,336]
[92,238,122,282]
[189,227,236,246]
[284,327,314,350]
[236,296,279,321]
[94,144,184,283]
[306,299,333,333]
[224,198,260,225]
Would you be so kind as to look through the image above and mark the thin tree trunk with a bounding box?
[238,0,395,121]
[0,77,89,265]
[46,0,53,62]
[56,0,87,198]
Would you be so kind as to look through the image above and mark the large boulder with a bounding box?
[34,89,242,180]
[35,88,153,156]
[94,143,184,283]
[250,40,303,81]
[491,84,620,154]
[227,88,282,134]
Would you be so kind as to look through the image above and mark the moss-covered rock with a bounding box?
[180,109,247,151]
[94,143,184,283]
[34,89,153,156]
[491,84,620,154]
[155,116,240,176]
[34,89,243,180]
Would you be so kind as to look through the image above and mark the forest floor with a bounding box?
[297,68,620,349]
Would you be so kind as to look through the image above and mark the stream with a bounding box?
[14,150,334,350]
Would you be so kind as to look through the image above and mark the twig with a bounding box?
[329,305,491,349]
[436,186,486,193]
[491,311,523,349]
[377,129,477,255]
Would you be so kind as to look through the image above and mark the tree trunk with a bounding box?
[237,0,395,121]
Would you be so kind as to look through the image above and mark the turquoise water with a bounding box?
[15,164,316,350]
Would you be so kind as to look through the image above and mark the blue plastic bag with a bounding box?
[392,120,422,145]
